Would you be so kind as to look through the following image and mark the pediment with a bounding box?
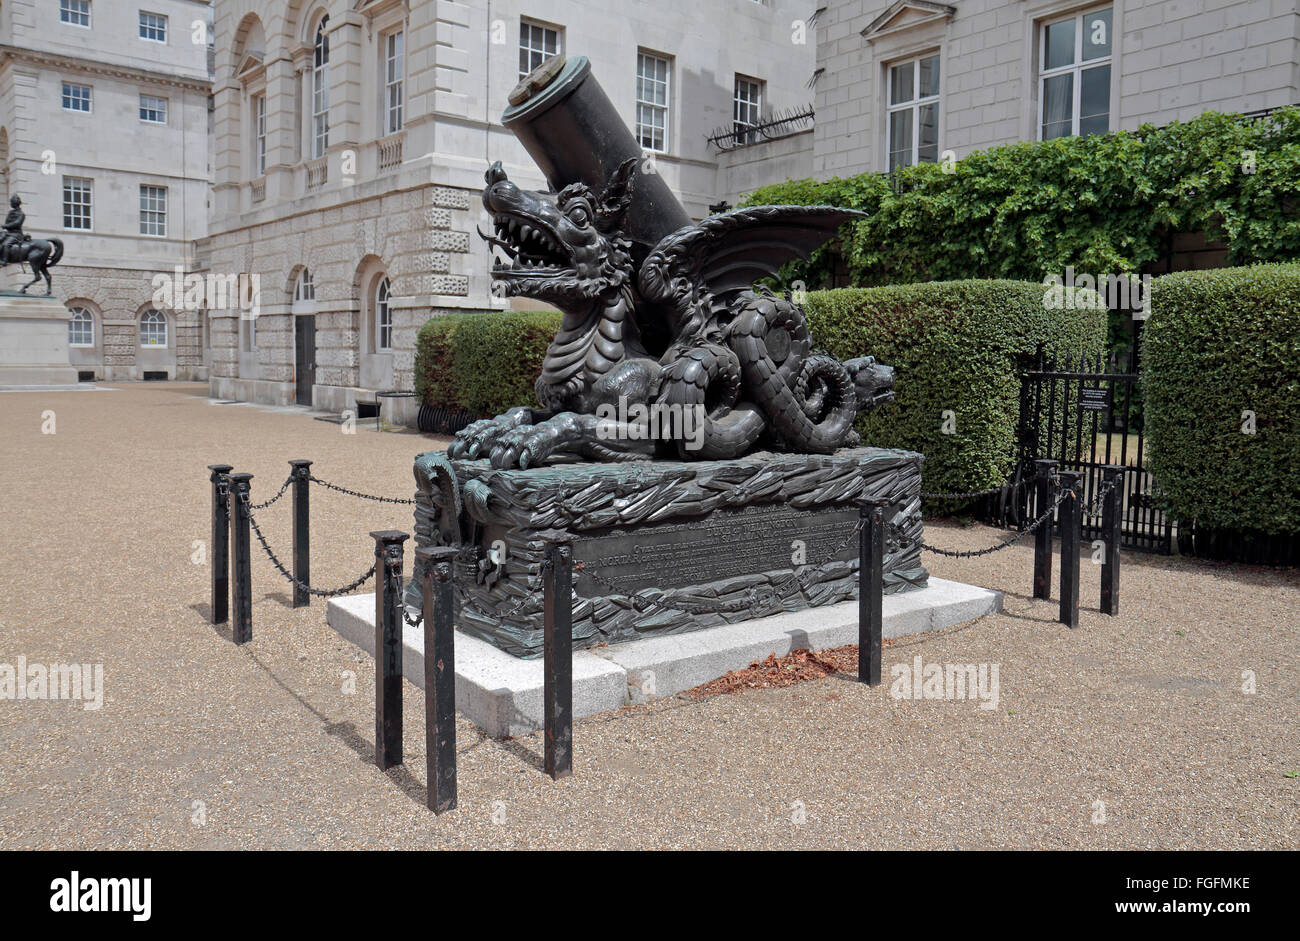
[861,1,956,42]
[236,53,264,80]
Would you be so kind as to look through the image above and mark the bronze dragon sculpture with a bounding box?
[448,159,894,468]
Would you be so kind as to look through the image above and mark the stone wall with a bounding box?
[44,264,207,381]
[814,0,1300,177]
[206,173,495,419]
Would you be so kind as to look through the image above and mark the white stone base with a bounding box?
[0,294,77,386]
[326,577,1002,738]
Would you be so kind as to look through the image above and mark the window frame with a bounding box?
[311,15,330,159]
[62,176,93,231]
[519,21,561,81]
[1037,5,1113,141]
[139,184,167,237]
[139,309,168,348]
[68,307,95,347]
[375,276,393,352]
[139,93,168,125]
[138,10,168,43]
[383,29,405,135]
[635,51,671,154]
[886,52,941,172]
[252,93,267,176]
[733,75,764,145]
[294,268,315,303]
[61,82,93,113]
[59,0,91,28]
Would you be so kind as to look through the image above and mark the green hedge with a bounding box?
[744,108,1300,290]
[415,310,561,416]
[805,280,1107,497]
[1144,264,1300,533]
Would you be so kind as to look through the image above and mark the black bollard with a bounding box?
[289,460,312,608]
[1032,459,1058,600]
[372,530,409,771]
[1101,465,1124,616]
[1058,471,1083,628]
[543,540,574,780]
[418,546,459,814]
[207,464,233,624]
[857,497,888,687]
[228,473,254,644]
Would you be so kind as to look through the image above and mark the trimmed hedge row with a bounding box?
[805,280,1107,498]
[1144,263,1300,535]
[415,283,1107,505]
[415,310,561,417]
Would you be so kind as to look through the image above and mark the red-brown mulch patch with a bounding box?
[684,640,896,700]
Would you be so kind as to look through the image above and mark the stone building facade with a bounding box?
[0,0,213,380]
[812,0,1300,177]
[207,0,817,422]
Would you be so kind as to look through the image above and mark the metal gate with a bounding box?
[1012,346,1172,553]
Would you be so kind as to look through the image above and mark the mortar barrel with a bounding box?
[502,55,692,253]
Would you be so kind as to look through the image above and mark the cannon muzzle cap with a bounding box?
[508,53,568,106]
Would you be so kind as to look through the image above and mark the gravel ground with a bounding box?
[0,382,1296,850]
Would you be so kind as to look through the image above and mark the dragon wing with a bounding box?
[637,205,866,341]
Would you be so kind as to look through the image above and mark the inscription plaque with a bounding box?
[572,502,859,595]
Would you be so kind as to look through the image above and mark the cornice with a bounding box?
[0,44,211,93]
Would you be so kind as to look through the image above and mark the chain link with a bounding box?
[249,474,294,510]
[905,485,1075,558]
[308,475,416,506]
[242,495,377,597]
[1082,475,1121,517]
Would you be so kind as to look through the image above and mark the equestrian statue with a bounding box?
[1,195,64,296]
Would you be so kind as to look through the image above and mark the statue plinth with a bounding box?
[0,294,77,385]
[407,449,928,659]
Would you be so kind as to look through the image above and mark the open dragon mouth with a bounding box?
[479,213,570,275]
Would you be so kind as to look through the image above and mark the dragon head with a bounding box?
[479,159,637,310]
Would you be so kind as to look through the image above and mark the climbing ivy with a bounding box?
[743,108,1300,289]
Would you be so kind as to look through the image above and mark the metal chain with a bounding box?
[249,475,293,510]
[308,475,416,506]
[242,495,377,597]
[905,485,1074,558]
[1082,475,1121,517]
